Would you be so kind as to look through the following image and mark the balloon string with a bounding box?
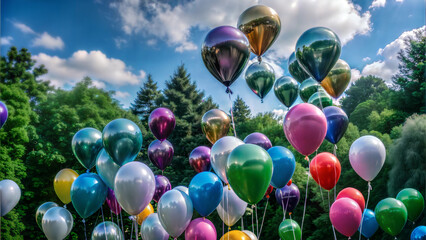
[100,206,107,240]
[82,219,87,240]
[251,205,255,234]
[255,204,259,237]
[228,92,237,137]
[110,210,113,222]
[241,215,244,231]
[257,56,262,63]
[134,217,139,240]
[282,197,287,220]
[120,210,124,237]
[317,86,324,110]
[333,146,338,201]
[222,218,224,237]
[301,170,310,240]
[289,214,296,240]
[226,187,230,233]
[130,216,134,240]
[258,198,269,239]
[359,182,372,240]
[328,191,337,240]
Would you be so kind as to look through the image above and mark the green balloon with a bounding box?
[288,52,310,83]
[396,188,424,221]
[308,88,333,108]
[35,202,58,229]
[274,76,299,108]
[299,78,319,102]
[375,198,408,236]
[278,219,301,240]
[226,144,273,204]
[245,61,275,102]
[72,128,103,169]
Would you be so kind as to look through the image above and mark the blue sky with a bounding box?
[1,0,424,116]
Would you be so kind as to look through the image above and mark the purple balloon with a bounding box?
[149,107,176,141]
[275,183,300,213]
[185,217,217,240]
[106,188,121,215]
[148,140,174,171]
[244,132,272,150]
[189,146,211,173]
[0,101,8,129]
[153,175,172,203]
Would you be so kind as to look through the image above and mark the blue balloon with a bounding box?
[268,146,295,188]
[411,226,426,240]
[189,172,223,217]
[323,106,348,144]
[359,209,379,238]
[71,173,107,219]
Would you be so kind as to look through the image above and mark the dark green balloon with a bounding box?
[308,88,333,108]
[299,78,319,102]
[278,219,301,240]
[375,198,408,236]
[226,144,273,204]
[288,52,310,83]
[274,76,299,108]
[35,202,58,229]
[245,61,275,102]
[396,188,424,221]
[72,128,103,170]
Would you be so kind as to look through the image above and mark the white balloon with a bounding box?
[217,186,247,226]
[0,179,21,216]
[210,136,244,183]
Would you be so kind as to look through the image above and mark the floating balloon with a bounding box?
[153,175,172,203]
[185,218,217,240]
[264,185,274,198]
[189,172,223,217]
[309,152,341,190]
[396,188,424,222]
[411,226,426,240]
[217,186,247,227]
[295,27,341,82]
[275,183,300,213]
[268,146,296,189]
[102,118,143,166]
[211,136,244,184]
[375,198,407,236]
[42,207,73,240]
[148,107,176,141]
[321,59,351,98]
[220,230,251,240]
[359,209,379,239]
[278,219,301,240]
[288,52,310,83]
[189,146,211,173]
[92,221,124,240]
[244,132,272,150]
[308,88,333,108]
[0,179,20,217]
[72,128,102,170]
[148,140,174,171]
[242,230,258,240]
[336,188,365,212]
[54,168,79,205]
[349,135,386,181]
[141,213,169,240]
[36,202,59,229]
[96,148,120,189]
[245,61,275,101]
[323,106,349,144]
[136,203,154,225]
[106,188,121,215]
[274,76,299,108]
[0,101,8,129]
[71,173,107,219]
[299,78,320,102]
[174,186,189,196]
[330,197,362,237]
[201,109,231,144]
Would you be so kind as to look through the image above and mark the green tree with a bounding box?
[232,95,251,123]
[130,74,161,124]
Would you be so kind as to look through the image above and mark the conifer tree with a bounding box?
[232,95,251,123]
[130,74,161,123]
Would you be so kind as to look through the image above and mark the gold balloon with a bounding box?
[53,168,79,204]
[320,59,351,98]
[238,5,281,58]
[201,109,230,144]
[136,203,154,225]
[220,230,251,240]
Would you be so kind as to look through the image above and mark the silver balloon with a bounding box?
[210,136,244,184]
[141,213,169,240]
[217,186,247,226]
[36,202,59,229]
[243,230,258,240]
[96,149,120,189]
[158,189,193,238]
[0,179,21,216]
[174,186,189,196]
[114,162,155,216]
[42,207,73,240]
[91,221,124,240]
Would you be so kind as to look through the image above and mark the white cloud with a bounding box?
[272,108,287,124]
[114,91,130,98]
[114,38,127,48]
[1,36,13,45]
[147,39,157,46]
[362,57,371,61]
[33,32,65,50]
[369,0,386,9]
[13,22,35,34]
[351,68,362,82]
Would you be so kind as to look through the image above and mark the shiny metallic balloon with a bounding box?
[96,149,120,189]
[91,221,124,240]
[288,52,310,83]
[148,107,176,141]
[174,186,189,196]
[54,169,79,205]
[141,213,169,240]
[210,136,244,184]
[153,175,172,203]
[148,140,174,171]
[243,132,272,150]
[201,109,231,144]
[308,88,333,108]
[245,61,275,101]
[275,183,300,213]
[42,207,73,240]
[189,146,211,173]
[274,76,299,108]
[189,172,223,217]
[321,59,351,98]
[220,230,251,240]
[0,101,8,129]
[299,78,320,102]
[185,218,217,240]
[0,179,21,216]
[36,202,59,229]
[243,230,258,240]
[217,186,247,227]
[72,127,103,170]
[323,106,349,144]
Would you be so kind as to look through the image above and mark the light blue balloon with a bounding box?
[189,172,223,217]
[91,221,123,240]
[268,146,296,188]
[141,213,169,240]
[96,149,120,189]
[359,209,379,238]
[71,173,107,219]
[411,226,426,240]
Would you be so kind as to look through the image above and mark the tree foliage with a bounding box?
[130,74,161,124]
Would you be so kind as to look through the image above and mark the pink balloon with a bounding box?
[283,103,327,157]
[185,218,216,240]
[330,197,362,237]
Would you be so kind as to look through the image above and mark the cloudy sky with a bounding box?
[1,0,424,115]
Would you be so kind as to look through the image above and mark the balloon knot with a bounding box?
[289,212,292,215]
[266,195,270,199]
[304,156,309,161]
[227,184,231,190]
[368,182,372,191]
[226,87,233,95]
[257,56,262,63]
[228,226,231,231]
[261,99,264,103]
[63,205,67,209]
[86,169,90,173]
[82,219,85,223]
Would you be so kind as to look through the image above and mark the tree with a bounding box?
[130,74,161,124]
[232,95,251,123]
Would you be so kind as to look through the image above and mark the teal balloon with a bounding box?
[36,202,58,229]
[245,61,275,102]
[308,88,333,108]
[72,128,103,170]
[91,221,124,240]
[96,149,120,189]
[102,119,143,166]
[299,78,320,102]
[288,52,310,83]
[274,76,299,108]
[71,173,107,219]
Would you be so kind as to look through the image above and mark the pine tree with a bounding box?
[232,95,251,123]
[130,74,161,123]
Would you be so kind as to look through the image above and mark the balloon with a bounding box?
[283,103,327,157]
[288,52,310,83]
[72,128,102,169]
[54,169,79,204]
[268,146,296,188]
[336,188,365,212]
[153,175,172,203]
[141,213,169,240]
[295,27,341,82]
[217,186,247,227]
[321,59,351,98]
[91,221,124,240]
[114,162,155,216]
[185,218,217,240]
[148,140,174,171]
[136,203,154,225]
[237,5,281,58]
[201,109,231,144]
[396,188,424,222]
[189,146,211,173]
[375,198,408,236]
[0,179,21,217]
[148,107,176,141]
[330,197,362,237]
[158,189,193,238]
[349,135,386,181]
[174,186,189,196]
[96,148,120,189]
[299,78,320,102]
[309,152,341,190]
[0,101,8,129]
[243,132,272,150]
[274,76,299,108]
[245,61,275,101]
[102,118,143,166]
[308,88,333,108]
[242,230,258,240]
[278,219,301,240]
[42,207,73,240]
[359,209,379,238]
[227,144,273,204]
[220,230,251,240]
[275,183,300,213]
[211,136,244,184]
[71,173,107,219]
[189,172,223,217]
[201,26,250,88]
[411,226,426,240]
[36,202,59,229]
[323,106,349,144]
[264,185,274,198]
[106,188,121,215]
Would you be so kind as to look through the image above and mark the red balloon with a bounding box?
[336,187,365,212]
[287,179,292,186]
[309,152,341,190]
[264,185,274,199]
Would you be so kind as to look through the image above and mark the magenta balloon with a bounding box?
[283,103,327,156]
[148,140,174,170]
[153,175,172,203]
[189,146,211,173]
[106,188,121,215]
[330,197,362,237]
[148,107,176,141]
[243,132,272,150]
[185,217,217,240]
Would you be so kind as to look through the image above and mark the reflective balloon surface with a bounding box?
[396,188,424,222]
[189,146,211,173]
[278,219,301,240]
[141,213,169,240]
[71,173,107,219]
[0,101,8,129]
[321,59,351,98]
[185,218,217,240]
[268,146,296,189]
[0,179,21,217]
[96,149,120,189]
[201,109,231,144]
[217,186,247,227]
[336,187,365,212]
[275,183,300,213]
[330,198,362,237]
[245,61,275,101]
[42,207,73,240]
[288,52,310,83]
[189,172,223,217]
[174,186,189,196]
[54,168,79,205]
[211,136,244,184]
[91,221,123,240]
[308,88,333,108]
[153,175,172,203]
[220,230,251,240]
[310,152,341,190]
[299,78,320,102]
[274,76,299,108]
[323,106,349,144]
[36,202,58,229]
[242,230,258,240]
[411,226,426,240]
[72,128,103,169]
[136,203,154,225]
[243,132,272,150]
[375,198,407,236]
[148,140,174,171]
[148,107,176,141]
[359,209,378,238]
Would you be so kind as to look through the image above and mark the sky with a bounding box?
[1,0,425,117]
